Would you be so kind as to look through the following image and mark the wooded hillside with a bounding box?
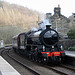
[0,1,41,44]
[0,1,41,29]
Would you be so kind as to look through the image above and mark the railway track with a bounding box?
[0,46,75,75]
[5,49,59,75]
[10,50,67,75]
[60,64,75,72]
[43,64,75,75]
[7,51,40,75]
[11,50,75,75]
[0,46,40,75]
[20,53,75,75]
[23,54,75,75]
[43,65,68,75]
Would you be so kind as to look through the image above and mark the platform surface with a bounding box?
[65,51,75,57]
[0,56,20,75]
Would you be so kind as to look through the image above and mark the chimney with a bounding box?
[58,4,60,8]
[54,5,61,17]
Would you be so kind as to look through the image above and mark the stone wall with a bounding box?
[59,39,75,50]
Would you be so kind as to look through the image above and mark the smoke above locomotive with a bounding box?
[39,19,51,30]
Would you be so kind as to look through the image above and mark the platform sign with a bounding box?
[1,40,3,46]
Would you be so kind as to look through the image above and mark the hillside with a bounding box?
[0,1,41,44]
[0,1,41,30]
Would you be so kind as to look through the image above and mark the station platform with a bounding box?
[65,50,75,57]
[0,56,20,75]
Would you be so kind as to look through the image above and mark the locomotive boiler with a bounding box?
[12,25,65,63]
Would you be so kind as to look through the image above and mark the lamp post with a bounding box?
[55,19,58,31]
[55,18,61,31]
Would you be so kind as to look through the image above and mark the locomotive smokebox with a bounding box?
[39,25,59,47]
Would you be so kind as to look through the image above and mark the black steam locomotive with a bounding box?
[12,25,65,63]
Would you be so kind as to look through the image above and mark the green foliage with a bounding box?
[68,46,75,51]
[67,28,75,39]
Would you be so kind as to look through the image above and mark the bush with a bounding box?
[67,29,75,39]
[68,46,75,51]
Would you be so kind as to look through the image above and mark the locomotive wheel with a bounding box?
[37,56,43,63]
[29,54,32,59]
[32,54,42,63]
[32,55,36,61]
[37,58,41,63]
[52,56,61,64]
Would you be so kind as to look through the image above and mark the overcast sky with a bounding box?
[4,0,75,17]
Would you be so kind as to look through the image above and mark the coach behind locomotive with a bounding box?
[12,25,65,63]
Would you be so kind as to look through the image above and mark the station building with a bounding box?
[46,5,70,37]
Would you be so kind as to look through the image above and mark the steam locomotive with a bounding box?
[12,25,65,63]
